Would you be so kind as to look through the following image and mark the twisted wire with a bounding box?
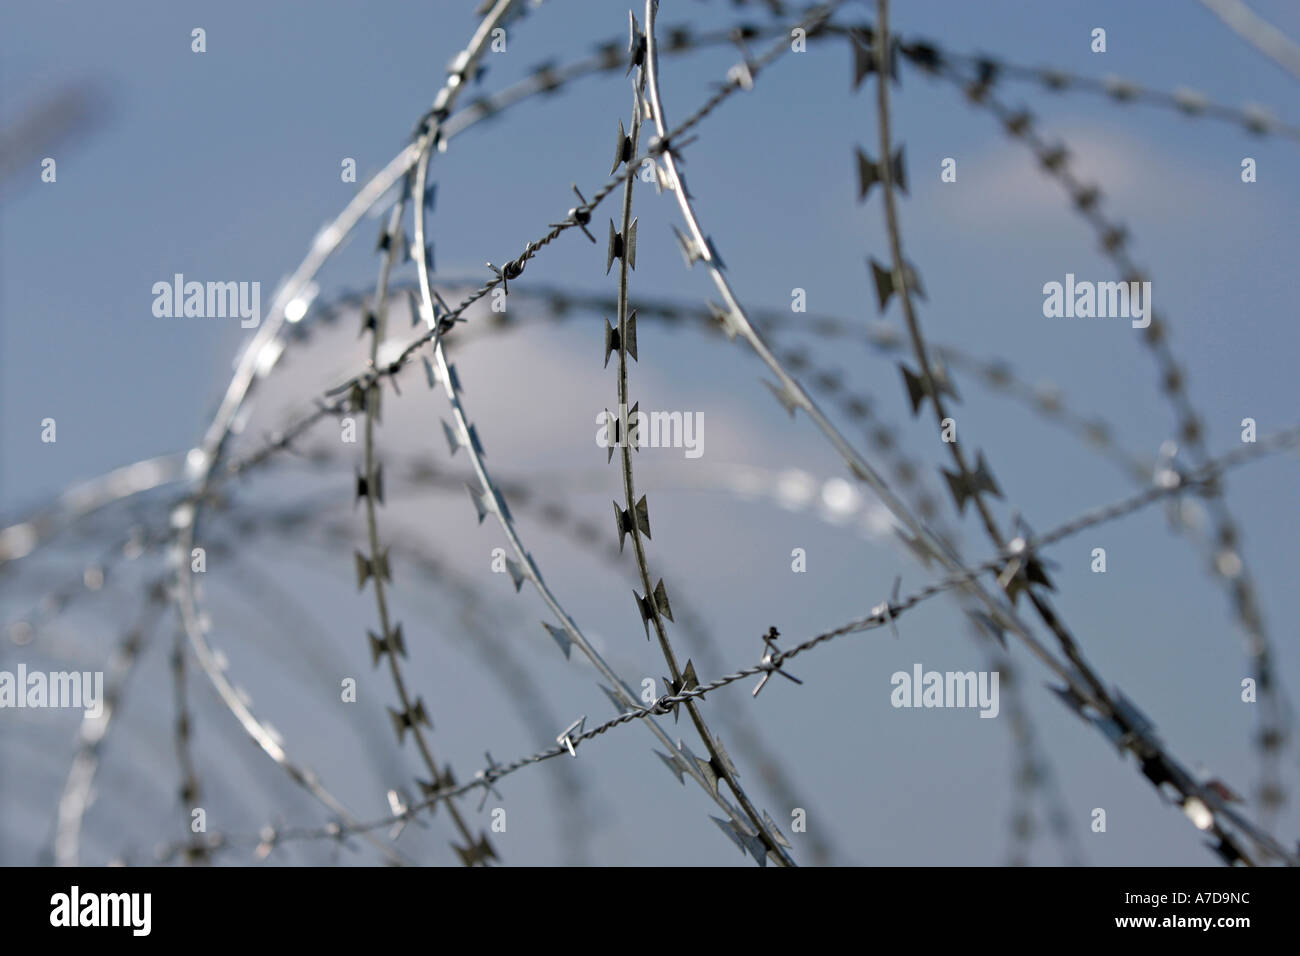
[150,423,1300,862]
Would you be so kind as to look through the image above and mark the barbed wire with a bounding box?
[327,522,597,865]
[6,298,1058,867]
[113,0,871,868]
[628,12,1142,873]
[336,0,855,867]
[909,48,1293,825]
[888,35,1300,143]
[867,10,1145,862]
[356,146,485,863]
[651,0,1067,869]
[624,0,796,864]
[150,13,1300,510]
[10,1,1299,867]
[291,0,1294,862]
[162,0,539,867]
[91,449,898,865]
[165,0,536,868]
[5,11,1296,566]
[5,434,901,865]
[254,0,852,868]
[167,614,207,865]
[867,0,1288,865]
[148,422,1300,863]
[51,585,168,866]
[35,421,1293,866]
[26,496,594,866]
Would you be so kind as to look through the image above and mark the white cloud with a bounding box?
[929,122,1212,228]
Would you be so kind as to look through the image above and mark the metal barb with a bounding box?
[752,626,803,697]
[557,716,587,757]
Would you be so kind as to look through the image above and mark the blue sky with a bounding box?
[3,0,1299,865]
